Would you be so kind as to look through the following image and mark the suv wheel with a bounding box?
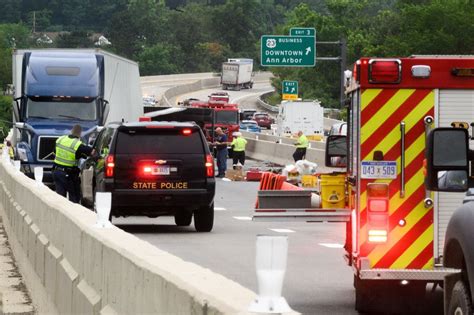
[448,280,473,315]
[194,203,214,232]
[175,212,192,226]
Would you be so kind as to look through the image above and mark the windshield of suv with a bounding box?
[26,98,97,121]
[116,129,204,154]
[216,111,238,124]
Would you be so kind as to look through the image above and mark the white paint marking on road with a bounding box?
[269,228,295,233]
[233,216,252,221]
[319,243,344,249]
[215,207,226,211]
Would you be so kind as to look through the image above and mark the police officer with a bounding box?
[293,130,309,162]
[214,127,228,177]
[231,132,247,166]
[53,125,94,203]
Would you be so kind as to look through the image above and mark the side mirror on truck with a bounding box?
[425,128,470,192]
[325,135,347,168]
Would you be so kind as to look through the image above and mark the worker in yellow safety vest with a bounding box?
[52,124,95,203]
[293,130,308,162]
[5,141,14,159]
[231,132,247,166]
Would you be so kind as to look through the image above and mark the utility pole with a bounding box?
[32,11,36,34]
[316,38,347,108]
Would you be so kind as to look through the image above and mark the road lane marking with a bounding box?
[215,207,226,211]
[233,216,252,221]
[269,229,295,233]
[319,243,344,248]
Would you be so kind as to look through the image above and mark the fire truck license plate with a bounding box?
[361,161,397,179]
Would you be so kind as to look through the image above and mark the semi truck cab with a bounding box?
[13,51,108,183]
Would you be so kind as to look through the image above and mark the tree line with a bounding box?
[1,0,474,133]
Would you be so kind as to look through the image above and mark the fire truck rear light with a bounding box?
[411,65,431,78]
[368,199,388,212]
[452,68,474,77]
[369,59,401,84]
[399,219,406,227]
[368,230,388,243]
[367,183,389,198]
[105,155,115,178]
[205,154,214,177]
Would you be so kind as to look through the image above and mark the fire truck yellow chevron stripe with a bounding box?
[359,168,425,245]
[423,258,434,270]
[359,134,425,217]
[368,200,430,267]
[361,89,415,142]
[362,92,433,161]
[390,224,433,269]
[361,89,383,110]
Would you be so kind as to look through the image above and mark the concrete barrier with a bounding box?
[161,77,222,106]
[241,131,325,150]
[245,138,325,167]
[0,159,258,314]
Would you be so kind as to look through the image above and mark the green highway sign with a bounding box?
[261,35,315,67]
[290,27,316,37]
[282,80,298,100]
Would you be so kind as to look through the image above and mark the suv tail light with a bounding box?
[205,154,214,177]
[105,155,115,178]
[367,183,389,243]
[182,128,192,135]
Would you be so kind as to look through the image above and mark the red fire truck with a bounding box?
[191,92,239,141]
[256,56,474,313]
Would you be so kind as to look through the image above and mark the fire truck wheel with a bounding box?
[448,280,473,315]
[174,211,192,226]
[194,203,214,232]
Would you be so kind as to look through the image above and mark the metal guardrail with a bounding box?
[257,91,279,113]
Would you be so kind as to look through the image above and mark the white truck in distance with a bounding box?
[276,100,324,137]
[221,58,253,91]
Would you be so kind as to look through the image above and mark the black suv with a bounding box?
[80,121,216,232]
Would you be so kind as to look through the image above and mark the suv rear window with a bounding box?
[115,128,204,154]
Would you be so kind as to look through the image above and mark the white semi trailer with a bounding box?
[11,48,142,183]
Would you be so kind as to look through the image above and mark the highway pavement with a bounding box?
[112,174,443,315]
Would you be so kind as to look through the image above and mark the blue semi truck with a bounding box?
[11,49,142,184]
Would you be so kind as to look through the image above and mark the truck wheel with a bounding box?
[448,280,473,315]
[174,212,192,226]
[222,84,228,90]
[194,203,214,232]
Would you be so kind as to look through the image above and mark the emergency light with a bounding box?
[369,59,401,84]
[367,183,389,243]
[411,65,431,78]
